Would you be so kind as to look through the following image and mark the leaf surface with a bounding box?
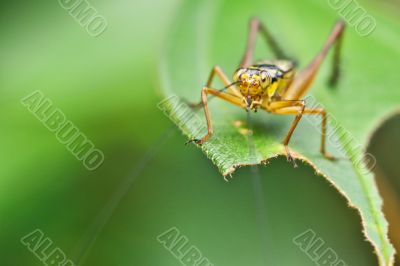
[158,0,398,264]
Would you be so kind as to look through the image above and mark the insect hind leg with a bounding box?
[283,20,346,100]
[240,17,293,68]
[328,24,345,87]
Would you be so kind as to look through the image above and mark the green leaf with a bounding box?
[158,0,398,265]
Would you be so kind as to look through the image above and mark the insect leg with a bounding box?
[186,87,245,145]
[187,65,241,109]
[267,103,305,166]
[239,17,289,68]
[302,108,334,160]
[262,99,304,111]
[268,103,334,163]
[283,20,346,100]
[205,65,242,97]
[328,25,344,87]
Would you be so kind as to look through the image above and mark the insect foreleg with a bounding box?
[186,87,245,145]
[186,65,241,109]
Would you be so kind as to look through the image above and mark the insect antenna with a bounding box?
[218,81,241,92]
[185,81,241,110]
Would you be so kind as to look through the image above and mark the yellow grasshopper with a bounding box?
[187,18,345,165]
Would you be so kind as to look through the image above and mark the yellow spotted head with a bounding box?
[233,67,278,100]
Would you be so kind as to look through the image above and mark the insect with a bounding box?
[187,18,345,165]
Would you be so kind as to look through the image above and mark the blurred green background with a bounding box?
[1,0,399,265]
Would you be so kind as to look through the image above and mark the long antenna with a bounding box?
[188,81,241,110]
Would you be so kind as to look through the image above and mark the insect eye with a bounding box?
[234,68,246,81]
[260,71,269,83]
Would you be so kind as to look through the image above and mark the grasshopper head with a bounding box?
[233,68,273,101]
